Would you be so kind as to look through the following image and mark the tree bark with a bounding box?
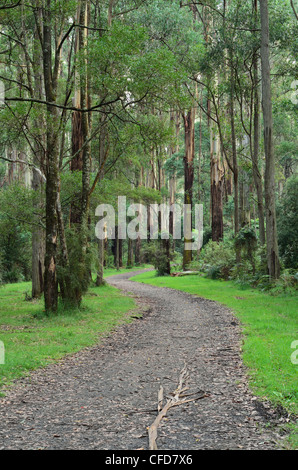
[251,1,266,246]
[182,109,195,270]
[32,167,45,299]
[70,3,84,226]
[76,0,92,305]
[230,56,239,237]
[127,238,134,268]
[96,118,108,286]
[210,131,224,242]
[31,27,46,299]
[42,1,60,313]
[259,0,280,279]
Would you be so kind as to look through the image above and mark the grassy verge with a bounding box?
[132,270,298,447]
[0,280,137,393]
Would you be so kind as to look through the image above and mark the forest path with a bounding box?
[0,270,285,450]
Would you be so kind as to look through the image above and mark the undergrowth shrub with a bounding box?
[198,239,235,280]
[142,238,173,276]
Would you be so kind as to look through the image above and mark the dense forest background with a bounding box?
[0,0,297,313]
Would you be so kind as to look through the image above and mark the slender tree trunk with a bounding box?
[96,236,105,286]
[113,226,120,270]
[31,31,45,299]
[182,109,195,270]
[210,131,224,242]
[127,238,134,268]
[76,0,92,304]
[119,238,123,268]
[44,112,60,313]
[251,1,266,246]
[230,57,239,237]
[42,1,60,313]
[70,3,84,225]
[135,236,141,266]
[259,0,280,279]
[252,74,266,244]
[198,94,203,203]
[240,170,250,228]
[57,177,71,299]
[96,118,108,286]
[32,167,45,299]
[169,111,179,251]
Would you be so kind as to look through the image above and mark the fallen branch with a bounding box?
[171,271,200,277]
[148,364,209,450]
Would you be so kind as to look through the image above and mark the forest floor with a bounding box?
[0,269,293,450]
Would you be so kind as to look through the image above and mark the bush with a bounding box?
[277,175,298,270]
[142,239,173,276]
[199,239,236,280]
[269,270,298,295]
[0,226,32,284]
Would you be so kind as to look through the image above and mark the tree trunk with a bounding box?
[135,236,141,266]
[32,167,45,299]
[44,116,59,313]
[182,109,195,270]
[230,56,239,237]
[76,0,92,305]
[251,1,266,246]
[42,1,60,313]
[96,118,108,286]
[210,131,224,242]
[240,170,251,228]
[127,238,134,268]
[96,238,105,286]
[259,0,280,279]
[70,3,84,226]
[31,31,46,299]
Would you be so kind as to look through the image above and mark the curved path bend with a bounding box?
[0,270,286,450]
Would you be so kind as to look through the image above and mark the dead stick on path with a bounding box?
[158,386,164,413]
[148,364,209,450]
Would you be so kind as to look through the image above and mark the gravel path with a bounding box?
[0,270,288,450]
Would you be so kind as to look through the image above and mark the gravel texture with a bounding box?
[0,270,289,450]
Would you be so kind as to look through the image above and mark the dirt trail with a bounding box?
[0,270,286,450]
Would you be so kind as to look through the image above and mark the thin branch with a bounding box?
[0,75,31,92]
[0,156,46,182]
[5,95,122,113]
[0,0,22,10]
[290,0,298,21]
[56,23,75,56]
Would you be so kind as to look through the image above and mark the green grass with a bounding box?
[132,271,298,432]
[0,280,137,393]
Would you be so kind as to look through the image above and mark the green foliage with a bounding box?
[198,239,236,280]
[142,239,173,276]
[0,184,42,284]
[277,175,298,270]
[235,227,258,272]
[0,228,32,284]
